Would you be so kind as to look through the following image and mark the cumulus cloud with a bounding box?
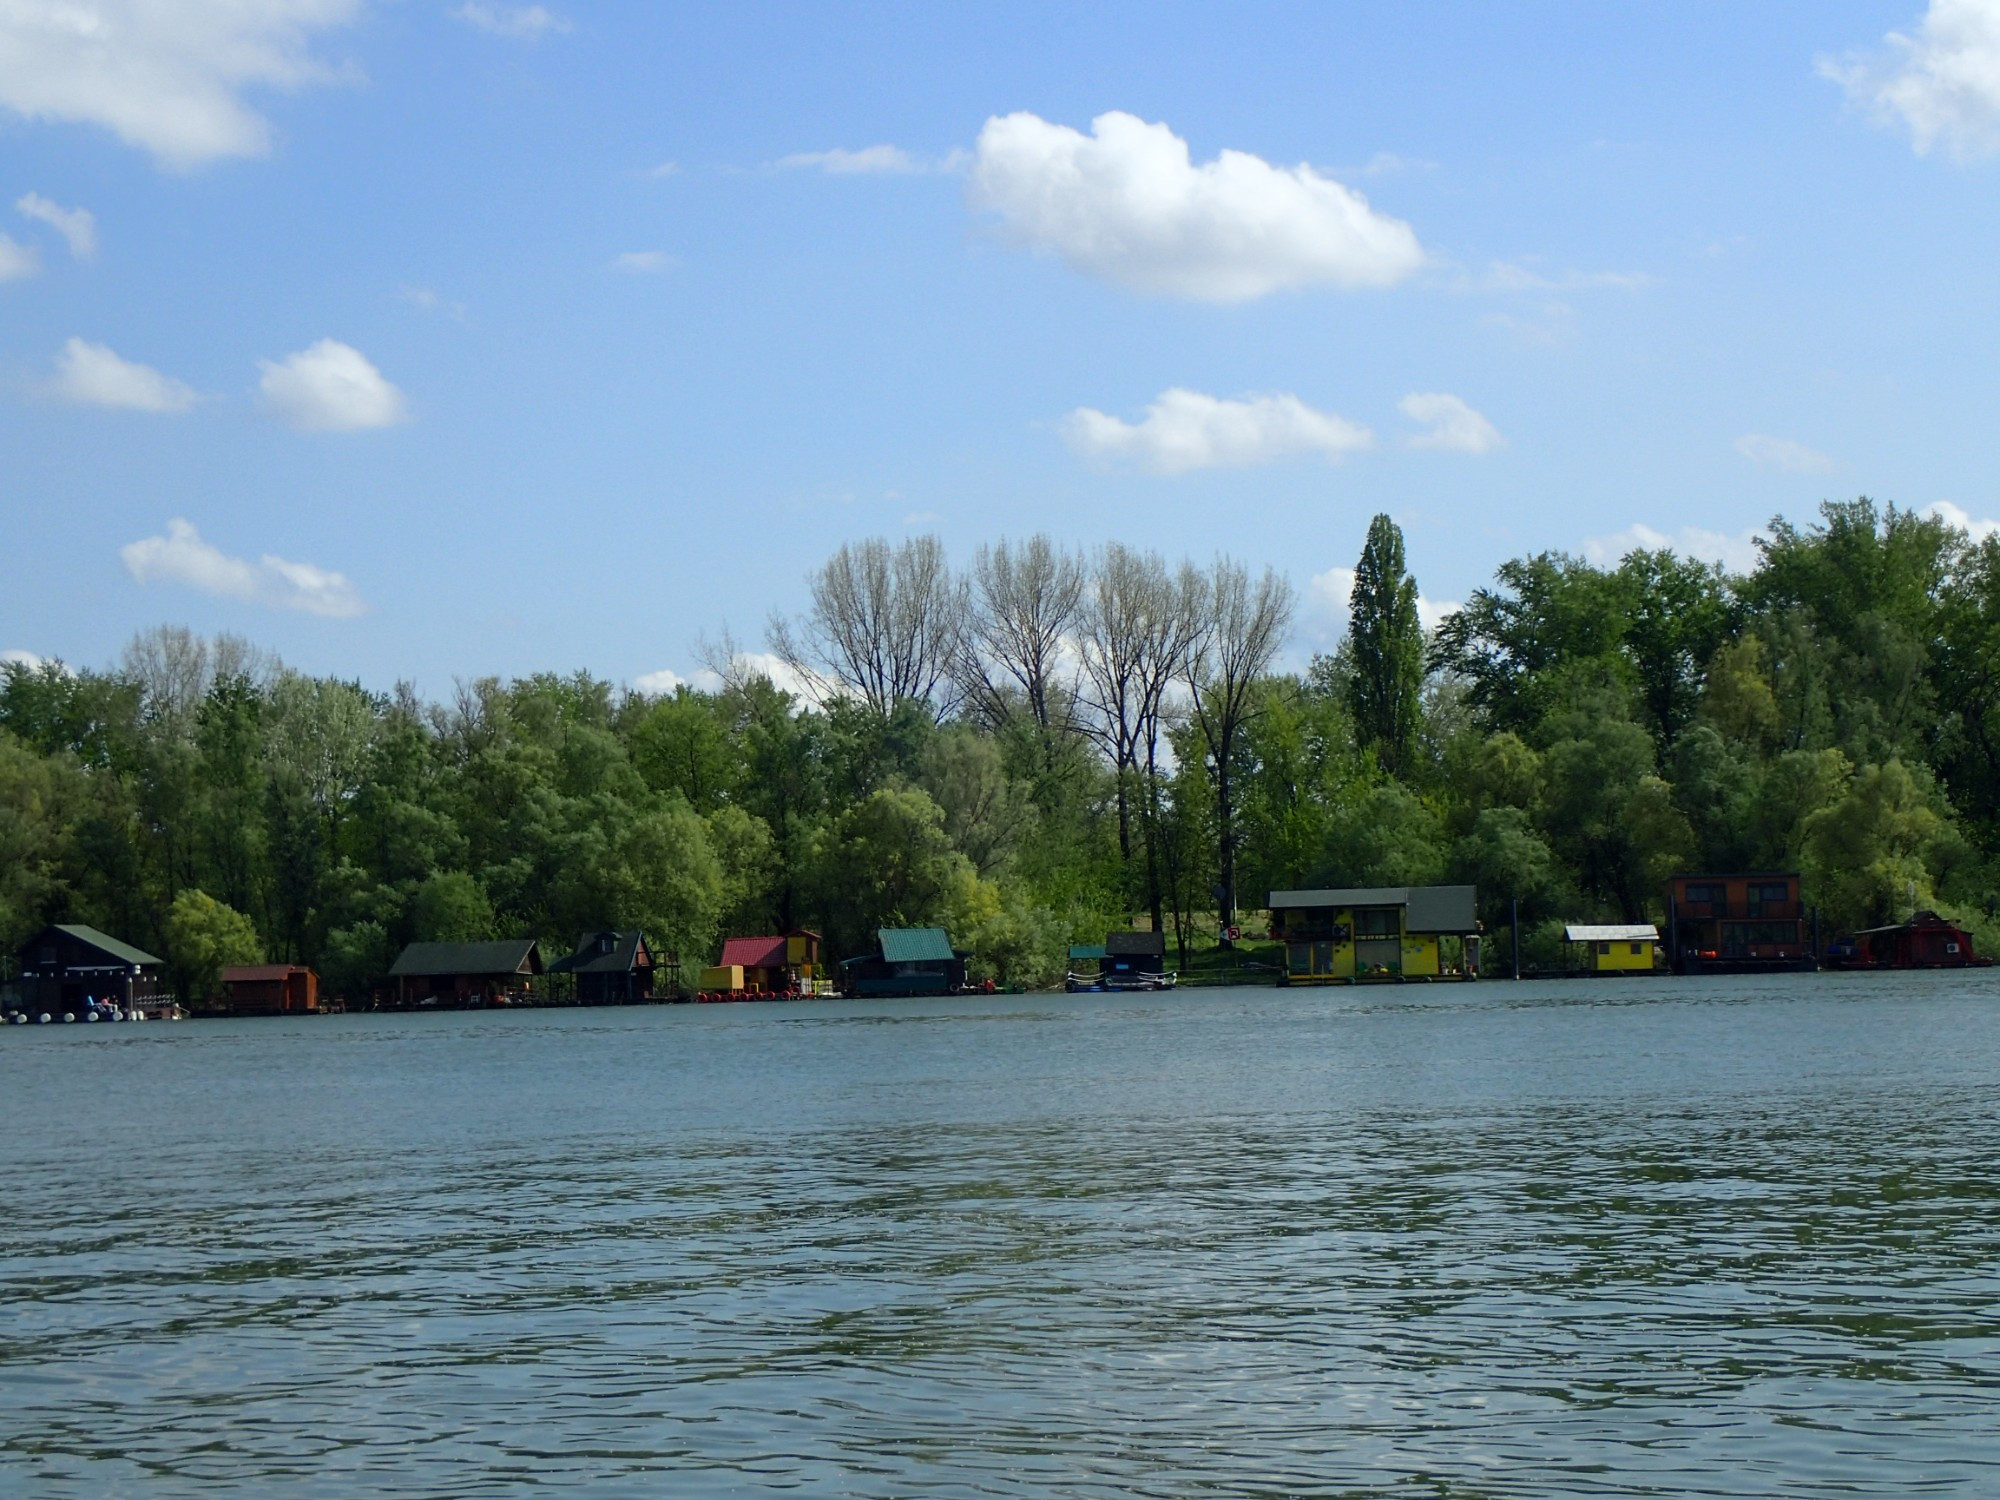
[1305,565,1459,643]
[121,518,365,617]
[1822,0,2000,160]
[633,668,686,695]
[2,648,47,671]
[968,110,1426,301]
[612,249,674,273]
[1581,523,1766,576]
[1923,499,2000,541]
[1734,433,1836,474]
[453,3,569,38]
[0,0,365,169]
[1062,388,1373,475]
[16,192,96,257]
[1399,392,1502,454]
[257,338,406,431]
[0,230,38,279]
[49,337,200,411]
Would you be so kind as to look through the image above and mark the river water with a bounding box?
[3,975,1998,1497]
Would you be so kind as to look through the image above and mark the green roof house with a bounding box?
[839,927,968,997]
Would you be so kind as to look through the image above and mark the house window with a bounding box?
[1354,909,1399,938]
[1682,884,1723,906]
[1630,943,1644,955]
[1597,941,1611,954]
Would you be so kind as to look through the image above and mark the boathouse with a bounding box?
[1666,873,1815,974]
[1563,924,1660,973]
[708,931,821,995]
[839,927,967,997]
[12,924,168,1016]
[549,930,657,1002]
[1268,886,1479,984]
[220,964,319,1015]
[1828,911,1990,970]
[387,939,544,1008]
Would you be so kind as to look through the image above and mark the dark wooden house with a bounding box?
[838,927,967,997]
[387,939,544,1008]
[220,964,319,1015]
[1666,873,1816,974]
[11,924,167,1017]
[1827,911,1991,970]
[549,930,656,1002]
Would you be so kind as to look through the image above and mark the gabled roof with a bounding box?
[877,927,956,963]
[1105,930,1165,958]
[1268,886,1478,933]
[222,965,314,983]
[1270,886,1410,910]
[43,924,163,968]
[1564,924,1659,943]
[549,931,650,974]
[1068,944,1107,962]
[388,939,543,978]
[719,935,789,969]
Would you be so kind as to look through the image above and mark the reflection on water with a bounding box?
[3,976,1999,1496]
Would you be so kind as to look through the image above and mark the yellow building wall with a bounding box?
[1401,934,1440,976]
[786,936,810,964]
[1593,941,1656,972]
[1286,906,1358,978]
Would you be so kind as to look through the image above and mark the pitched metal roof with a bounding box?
[549,931,650,974]
[49,924,164,968]
[1564,924,1659,943]
[1068,944,1107,961]
[388,939,543,978]
[222,965,313,983]
[876,927,956,963]
[1105,930,1166,957]
[1269,886,1410,910]
[719,935,789,969]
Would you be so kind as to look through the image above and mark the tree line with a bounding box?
[3,497,1997,1002]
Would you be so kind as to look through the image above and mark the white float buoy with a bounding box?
[38,1013,51,1024]
[84,1012,98,1023]
[61,1013,74,1023]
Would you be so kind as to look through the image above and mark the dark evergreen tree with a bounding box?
[1347,513,1425,776]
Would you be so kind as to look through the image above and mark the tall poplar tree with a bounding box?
[1348,514,1425,777]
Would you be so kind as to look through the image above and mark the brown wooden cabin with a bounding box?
[220,964,319,1015]
[387,939,543,1008]
[1828,911,1991,970]
[549,930,656,1002]
[10,924,168,1017]
[1666,873,1815,975]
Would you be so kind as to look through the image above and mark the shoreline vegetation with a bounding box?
[4,498,1998,1009]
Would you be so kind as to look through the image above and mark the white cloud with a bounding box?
[1734,433,1836,474]
[633,668,686,695]
[968,110,1426,302]
[49,337,199,411]
[398,283,466,320]
[1581,523,1766,576]
[1305,564,1459,643]
[16,192,95,257]
[0,231,40,279]
[453,3,569,38]
[257,338,406,431]
[0,0,365,169]
[1399,392,1502,454]
[1923,499,2000,541]
[2,648,46,670]
[1823,0,2000,160]
[612,249,674,273]
[121,518,365,617]
[1062,388,1374,475]
[779,144,923,174]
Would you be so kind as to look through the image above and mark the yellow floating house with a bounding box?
[1269,885,1479,985]
[1564,924,1661,973]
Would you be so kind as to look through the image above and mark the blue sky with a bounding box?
[4,1,1999,695]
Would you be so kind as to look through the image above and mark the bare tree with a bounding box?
[1077,545,1207,928]
[957,535,1086,736]
[1186,559,1295,939]
[769,536,965,718]
[121,626,277,726]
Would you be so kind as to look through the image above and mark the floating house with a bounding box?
[220,964,319,1015]
[387,939,544,1008]
[549,930,657,1002]
[839,927,967,997]
[1666,873,1815,974]
[699,931,822,997]
[12,924,168,1016]
[1268,886,1479,985]
[1066,930,1175,991]
[1563,924,1661,974]
[1826,911,1992,970]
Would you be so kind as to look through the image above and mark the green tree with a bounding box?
[1347,514,1425,776]
[806,786,977,957]
[163,888,263,1005]
[411,871,494,941]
